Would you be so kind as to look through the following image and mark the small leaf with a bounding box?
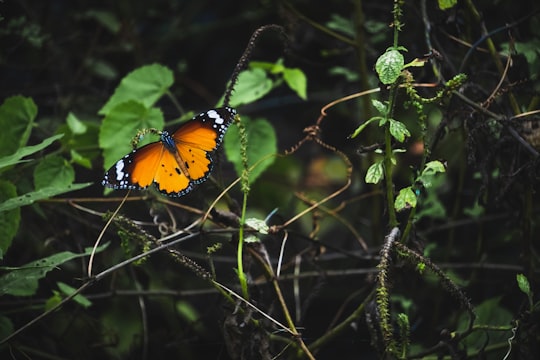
[0,183,92,212]
[44,291,63,311]
[0,244,108,296]
[57,282,92,308]
[422,160,446,176]
[245,235,261,243]
[224,117,277,184]
[389,119,410,142]
[82,10,121,33]
[395,186,417,211]
[328,66,359,81]
[375,48,404,85]
[283,68,307,100]
[245,218,269,234]
[516,274,531,297]
[365,161,384,184]
[34,155,75,190]
[99,64,173,115]
[438,0,458,10]
[0,134,64,172]
[0,180,20,257]
[326,14,355,37]
[0,315,14,340]
[70,149,92,169]
[372,99,388,115]
[403,57,428,68]
[66,112,88,135]
[349,117,381,139]
[228,68,273,107]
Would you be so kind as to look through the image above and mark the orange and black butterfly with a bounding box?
[102,107,236,196]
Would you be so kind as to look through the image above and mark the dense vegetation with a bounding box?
[1,1,539,359]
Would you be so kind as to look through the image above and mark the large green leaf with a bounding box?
[0,134,64,172]
[99,100,164,169]
[34,155,75,190]
[0,183,91,212]
[224,116,277,184]
[0,96,38,157]
[228,68,273,107]
[98,63,173,115]
[457,297,513,356]
[0,244,108,296]
[0,180,20,258]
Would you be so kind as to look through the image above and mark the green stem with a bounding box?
[384,83,400,227]
[237,188,249,300]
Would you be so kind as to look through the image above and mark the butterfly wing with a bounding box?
[169,107,236,182]
[102,141,165,190]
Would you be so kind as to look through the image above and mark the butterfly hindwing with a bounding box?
[152,146,193,195]
[102,107,237,197]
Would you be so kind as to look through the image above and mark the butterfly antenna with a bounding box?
[223,24,287,108]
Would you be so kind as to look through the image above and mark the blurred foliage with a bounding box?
[1,0,540,359]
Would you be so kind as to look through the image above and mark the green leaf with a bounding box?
[224,117,277,184]
[66,112,88,135]
[418,160,446,188]
[228,68,273,107]
[0,183,92,212]
[245,218,269,234]
[349,117,381,138]
[375,48,404,85]
[34,155,75,190]
[98,64,173,115]
[249,60,277,72]
[175,300,200,323]
[175,300,204,333]
[365,160,384,184]
[516,274,531,297]
[0,96,38,156]
[395,186,417,211]
[0,134,64,172]
[372,99,388,116]
[283,68,307,100]
[438,0,458,10]
[99,100,164,169]
[328,66,359,81]
[389,119,410,142]
[57,281,92,308]
[44,291,63,311]
[422,160,446,176]
[0,315,14,340]
[82,10,121,33]
[326,14,355,37]
[0,180,20,257]
[457,297,513,355]
[0,244,108,296]
[70,149,92,169]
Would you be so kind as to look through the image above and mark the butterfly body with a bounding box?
[103,107,236,197]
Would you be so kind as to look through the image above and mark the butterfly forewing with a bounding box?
[103,142,164,190]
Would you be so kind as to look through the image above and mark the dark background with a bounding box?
[1,1,539,359]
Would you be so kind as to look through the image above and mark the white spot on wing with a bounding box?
[115,160,125,181]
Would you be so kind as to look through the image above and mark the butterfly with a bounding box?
[102,107,237,196]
